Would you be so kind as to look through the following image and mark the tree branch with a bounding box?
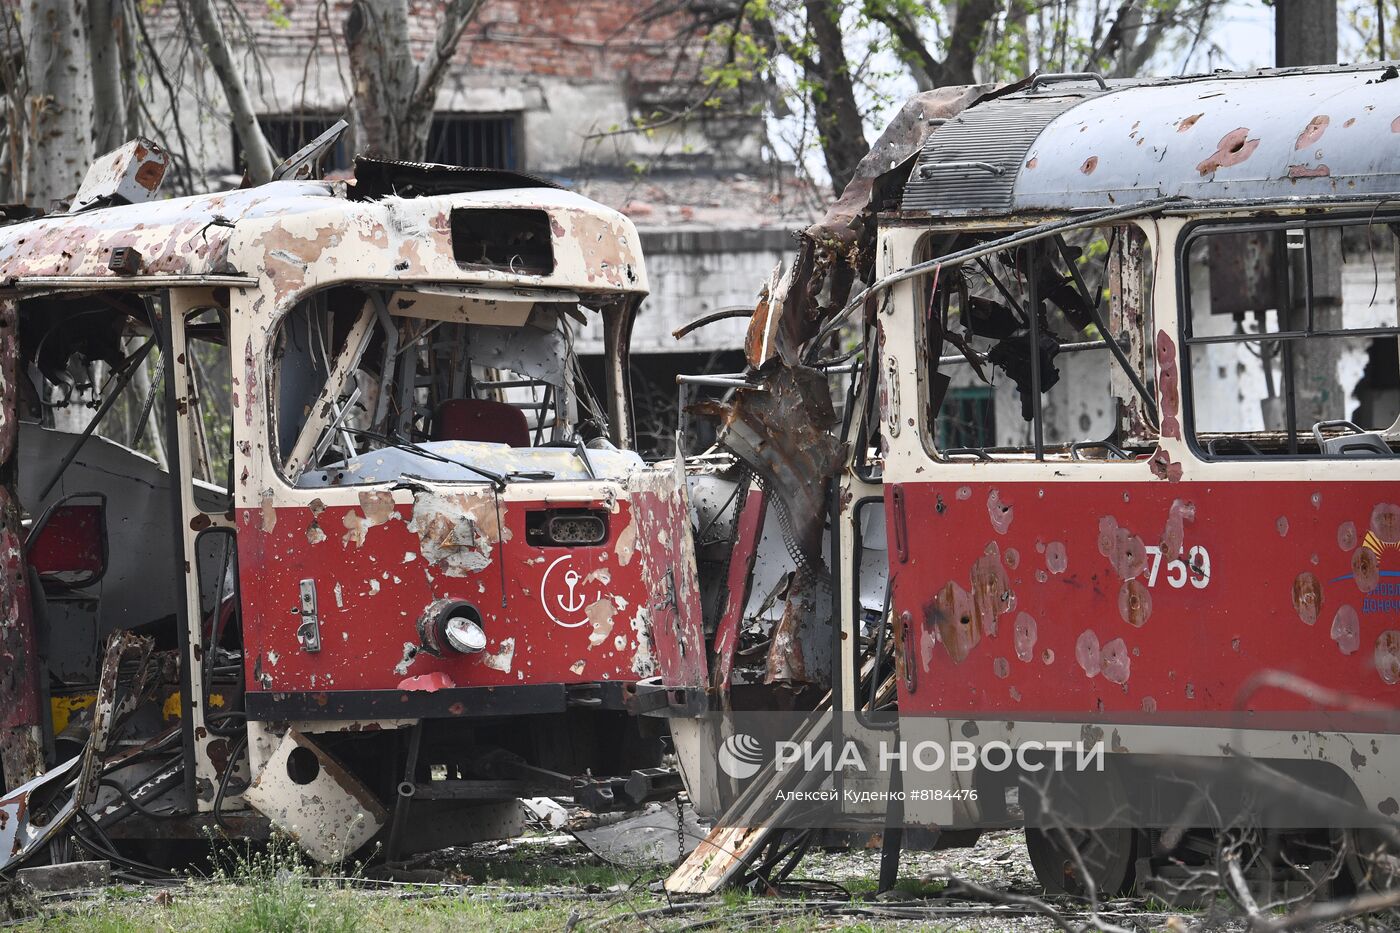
[864,2,943,88]
[185,0,273,181]
[411,0,485,119]
[941,0,1000,85]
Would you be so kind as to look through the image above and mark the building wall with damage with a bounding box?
[576,229,795,356]
[147,0,767,184]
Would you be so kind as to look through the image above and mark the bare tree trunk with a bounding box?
[1276,0,1338,67]
[89,0,125,152]
[117,0,140,140]
[0,12,28,204]
[344,0,416,160]
[22,0,94,207]
[941,0,999,84]
[344,0,483,161]
[186,0,273,182]
[801,0,867,197]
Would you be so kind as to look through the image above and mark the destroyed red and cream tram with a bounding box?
[0,132,701,866]
[657,65,1400,896]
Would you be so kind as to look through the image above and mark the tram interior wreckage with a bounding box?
[0,127,694,870]
[658,64,1400,899]
[3,63,1400,905]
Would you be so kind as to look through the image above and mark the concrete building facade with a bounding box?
[144,0,816,456]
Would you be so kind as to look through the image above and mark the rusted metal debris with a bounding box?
[70,139,169,214]
[0,132,696,872]
[0,631,153,874]
[695,365,838,574]
[693,87,989,688]
[746,85,992,370]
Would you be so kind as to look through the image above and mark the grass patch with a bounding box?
[842,875,946,898]
[18,835,671,933]
[203,836,360,933]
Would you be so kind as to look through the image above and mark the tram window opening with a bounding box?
[938,386,996,450]
[919,225,1155,462]
[18,290,166,457]
[273,286,635,487]
[1184,217,1400,458]
[184,307,232,490]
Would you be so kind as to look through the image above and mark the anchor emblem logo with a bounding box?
[559,569,586,614]
[541,555,604,627]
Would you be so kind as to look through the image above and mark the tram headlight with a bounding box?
[417,598,487,656]
[443,613,487,654]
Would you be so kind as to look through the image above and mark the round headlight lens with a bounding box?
[443,615,487,653]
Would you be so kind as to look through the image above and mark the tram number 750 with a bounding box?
[1142,545,1211,589]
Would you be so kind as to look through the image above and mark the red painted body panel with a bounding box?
[0,487,38,731]
[889,480,1400,716]
[628,480,708,689]
[0,297,39,740]
[237,482,705,695]
[711,489,767,692]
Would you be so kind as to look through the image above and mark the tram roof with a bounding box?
[0,160,648,300]
[901,63,1400,218]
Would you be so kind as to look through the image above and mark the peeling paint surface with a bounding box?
[585,598,615,648]
[890,481,1400,714]
[0,296,40,760]
[482,637,515,674]
[235,483,697,693]
[406,491,501,575]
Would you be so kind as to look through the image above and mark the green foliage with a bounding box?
[209,836,361,933]
[263,0,291,29]
[678,0,1224,194]
[1345,0,1400,59]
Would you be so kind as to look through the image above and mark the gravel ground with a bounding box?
[6,827,1399,931]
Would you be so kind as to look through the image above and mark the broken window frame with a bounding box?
[181,306,233,490]
[848,325,883,483]
[19,287,168,501]
[914,223,1158,464]
[266,284,636,488]
[1178,212,1400,460]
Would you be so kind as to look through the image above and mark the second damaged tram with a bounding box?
[0,134,701,866]
[664,65,1400,898]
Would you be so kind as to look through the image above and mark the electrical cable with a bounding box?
[71,809,178,880]
[96,778,184,821]
[212,733,250,829]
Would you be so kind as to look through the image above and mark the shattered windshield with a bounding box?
[272,285,641,487]
[919,224,1155,461]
